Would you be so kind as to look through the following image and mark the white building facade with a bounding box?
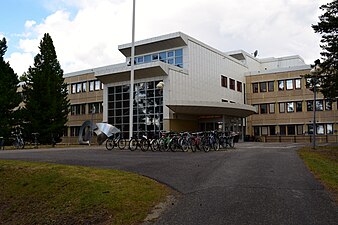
[65,32,308,140]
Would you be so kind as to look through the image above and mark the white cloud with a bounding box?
[6,52,34,76]
[7,0,330,74]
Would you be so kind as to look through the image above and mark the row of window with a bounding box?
[254,123,335,136]
[221,75,243,92]
[70,102,103,115]
[253,99,335,114]
[252,78,302,93]
[130,48,183,68]
[69,80,103,94]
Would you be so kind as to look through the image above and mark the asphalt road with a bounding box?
[0,142,337,225]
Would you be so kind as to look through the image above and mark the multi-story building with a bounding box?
[63,32,337,144]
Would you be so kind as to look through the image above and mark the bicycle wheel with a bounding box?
[169,138,178,152]
[180,139,189,152]
[151,139,159,152]
[106,139,114,151]
[201,137,210,152]
[213,138,220,151]
[228,137,234,148]
[118,138,126,150]
[158,139,165,152]
[140,138,149,152]
[129,138,138,151]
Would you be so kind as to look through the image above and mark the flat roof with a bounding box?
[167,100,256,117]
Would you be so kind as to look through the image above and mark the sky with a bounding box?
[0,0,331,76]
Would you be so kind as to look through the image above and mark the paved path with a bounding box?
[0,143,337,225]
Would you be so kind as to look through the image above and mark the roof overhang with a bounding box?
[167,100,256,118]
[118,32,188,57]
[95,61,170,84]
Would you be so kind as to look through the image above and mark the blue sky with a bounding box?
[0,0,330,76]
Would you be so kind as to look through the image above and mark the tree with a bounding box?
[311,0,338,100]
[23,33,70,144]
[0,37,22,140]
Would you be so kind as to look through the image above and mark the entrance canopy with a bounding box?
[167,100,256,118]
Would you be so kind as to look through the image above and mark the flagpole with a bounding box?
[129,0,136,139]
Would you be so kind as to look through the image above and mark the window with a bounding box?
[254,126,260,136]
[76,83,82,93]
[269,103,275,113]
[295,79,301,89]
[308,124,314,134]
[317,124,324,134]
[252,83,258,93]
[229,78,235,90]
[268,81,274,92]
[221,75,227,88]
[316,100,323,111]
[82,82,87,92]
[71,84,76,94]
[269,126,276,135]
[144,55,151,63]
[307,100,313,111]
[296,101,303,112]
[297,125,303,135]
[152,54,159,61]
[95,80,101,91]
[261,126,268,135]
[89,81,94,92]
[286,79,293,90]
[287,125,295,135]
[260,104,267,114]
[237,81,242,92]
[287,102,294,113]
[259,82,267,92]
[280,125,286,135]
[327,124,333,134]
[325,100,332,111]
[279,102,285,113]
[159,52,166,62]
[278,80,284,91]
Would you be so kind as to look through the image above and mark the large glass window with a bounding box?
[95,80,101,91]
[269,126,276,135]
[89,81,94,92]
[287,125,295,135]
[317,124,324,134]
[297,125,303,135]
[325,100,332,111]
[280,125,286,135]
[107,80,163,138]
[134,48,183,68]
[261,126,268,135]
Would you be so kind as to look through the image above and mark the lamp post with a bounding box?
[90,105,96,146]
[129,0,136,139]
[310,65,320,149]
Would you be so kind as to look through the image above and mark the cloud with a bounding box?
[7,0,328,75]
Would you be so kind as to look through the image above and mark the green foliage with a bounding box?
[23,33,70,144]
[0,160,170,225]
[0,37,22,139]
[311,0,338,100]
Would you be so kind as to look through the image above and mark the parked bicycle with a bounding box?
[12,130,24,149]
[128,133,150,151]
[106,133,127,151]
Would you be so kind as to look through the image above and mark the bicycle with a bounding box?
[219,132,234,148]
[128,133,150,151]
[12,130,24,149]
[106,133,127,150]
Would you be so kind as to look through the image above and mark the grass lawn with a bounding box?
[0,160,172,225]
[298,146,338,203]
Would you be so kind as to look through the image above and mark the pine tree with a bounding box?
[23,33,70,144]
[0,37,21,141]
[312,0,338,100]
